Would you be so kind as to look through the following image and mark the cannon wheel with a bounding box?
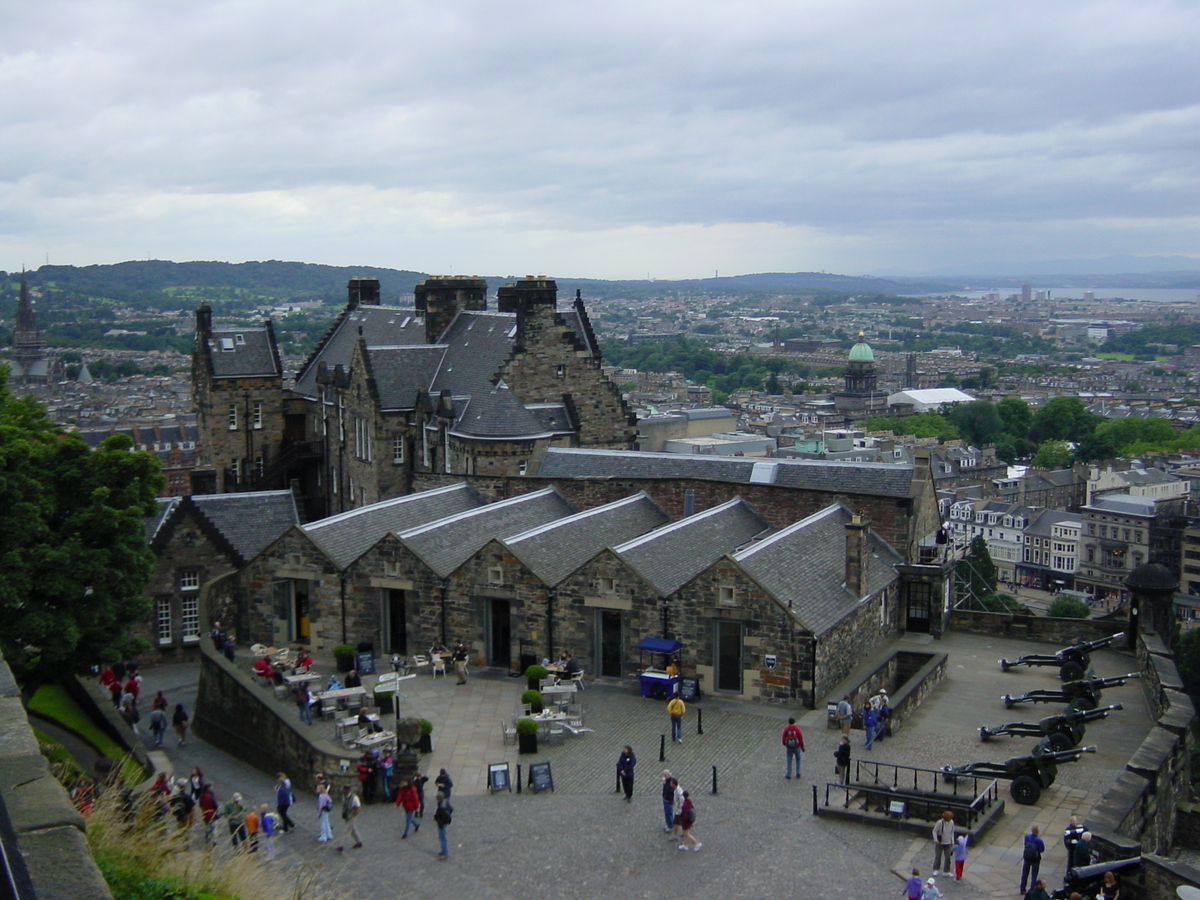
[1072,695,1096,711]
[1060,661,1085,682]
[1046,732,1074,752]
[1060,662,1089,681]
[1011,775,1042,805]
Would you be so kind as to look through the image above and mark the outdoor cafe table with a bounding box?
[283,672,320,686]
[314,686,366,709]
[353,730,396,751]
[336,713,379,738]
[540,683,577,697]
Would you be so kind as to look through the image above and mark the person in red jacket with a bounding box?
[395,777,421,839]
[782,717,806,780]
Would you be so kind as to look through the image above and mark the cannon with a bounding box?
[1052,856,1141,899]
[979,703,1122,750]
[1002,672,1138,710]
[999,632,1125,682]
[942,738,1096,805]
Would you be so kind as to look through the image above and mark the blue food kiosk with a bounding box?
[637,637,683,699]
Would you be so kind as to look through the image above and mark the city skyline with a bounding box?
[2,1,1199,281]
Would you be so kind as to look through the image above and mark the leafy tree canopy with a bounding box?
[1029,397,1098,444]
[1032,440,1075,470]
[946,400,1003,446]
[0,372,163,680]
[996,398,1032,440]
[860,413,958,441]
[1047,597,1091,619]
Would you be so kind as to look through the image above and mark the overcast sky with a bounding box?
[2,1,1198,280]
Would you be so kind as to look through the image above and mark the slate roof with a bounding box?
[304,483,485,569]
[537,448,915,497]
[147,498,176,542]
[1086,494,1156,516]
[365,346,445,411]
[1024,508,1081,538]
[614,498,770,596]
[504,492,671,585]
[293,306,425,399]
[399,487,577,578]
[206,326,280,378]
[192,490,301,564]
[735,504,903,636]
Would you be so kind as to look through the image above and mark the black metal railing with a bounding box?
[817,760,1000,830]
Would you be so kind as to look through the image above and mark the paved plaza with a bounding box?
[131,629,1151,899]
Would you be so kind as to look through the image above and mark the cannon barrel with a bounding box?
[1077,631,1124,650]
[1087,672,1140,688]
[1042,703,1123,729]
[1031,744,1096,764]
[1061,856,1141,890]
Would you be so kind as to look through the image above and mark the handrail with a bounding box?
[819,767,1000,829]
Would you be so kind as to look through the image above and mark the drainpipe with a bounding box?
[440,578,449,644]
[339,572,347,645]
[661,597,670,639]
[546,588,556,659]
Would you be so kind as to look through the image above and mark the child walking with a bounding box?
[954,834,969,881]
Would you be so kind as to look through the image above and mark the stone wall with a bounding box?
[0,656,112,900]
[1080,631,1197,891]
[814,582,902,701]
[949,609,1127,646]
[192,640,365,795]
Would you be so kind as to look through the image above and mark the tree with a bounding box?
[947,400,1002,447]
[955,535,997,607]
[997,398,1032,441]
[1032,440,1074,470]
[0,372,163,680]
[1029,397,1097,444]
[1047,597,1090,619]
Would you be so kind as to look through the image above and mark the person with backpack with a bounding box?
[782,717,805,779]
[1019,824,1045,895]
[316,783,334,843]
[148,706,168,747]
[677,790,700,851]
[434,791,453,860]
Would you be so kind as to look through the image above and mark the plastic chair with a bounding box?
[431,657,446,679]
[570,670,586,691]
[501,718,516,745]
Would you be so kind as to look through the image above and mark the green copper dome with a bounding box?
[848,334,874,362]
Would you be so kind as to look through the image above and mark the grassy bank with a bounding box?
[27,683,144,784]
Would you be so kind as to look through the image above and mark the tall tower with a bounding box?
[10,272,47,383]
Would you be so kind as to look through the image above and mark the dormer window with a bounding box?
[234,334,245,345]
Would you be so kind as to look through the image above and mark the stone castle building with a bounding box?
[191,276,637,519]
[832,333,888,422]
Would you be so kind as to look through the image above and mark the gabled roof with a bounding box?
[537,448,915,497]
[735,504,902,635]
[293,305,424,399]
[305,483,485,569]
[147,490,301,567]
[1086,494,1156,516]
[191,491,301,564]
[206,326,279,378]
[504,492,671,585]
[399,487,577,578]
[1024,508,1082,538]
[614,498,770,596]
[366,346,445,411]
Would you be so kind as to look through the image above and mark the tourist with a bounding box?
[836,694,852,736]
[148,705,168,747]
[931,810,955,876]
[677,790,700,851]
[660,770,675,832]
[434,791,453,860]
[617,745,636,801]
[395,777,420,838]
[954,834,969,881]
[336,785,363,851]
[782,716,805,779]
[434,768,453,800]
[172,703,189,746]
[316,783,334,843]
[834,735,851,785]
[666,691,686,743]
[863,703,877,751]
[275,772,295,832]
[1020,824,1045,895]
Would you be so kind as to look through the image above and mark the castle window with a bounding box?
[718,586,736,606]
[180,595,199,642]
[599,577,616,594]
[488,566,503,585]
[156,598,172,644]
[518,460,528,476]
[179,569,200,591]
[252,401,263,430]
[330,465,338,494]
[393,435,404,464]
[228,404,238,430]
[556,364,567,378]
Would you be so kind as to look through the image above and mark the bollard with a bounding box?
[811,784,817,815]
[711,764,718,795]
[516,763,522,794]
[659,733,666,762]
[697,708,704,736]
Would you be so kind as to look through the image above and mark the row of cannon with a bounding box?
[939,632,1134,806]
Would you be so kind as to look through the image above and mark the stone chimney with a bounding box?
[845,512,871,598]
[497,275,557,348]
[196,302,212,337]
[414,276,488,343]
[347,277,381,308]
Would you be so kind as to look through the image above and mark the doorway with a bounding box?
[384,589,408,655]
[597,610,622,678]
[488,599,511,668]
[715,620,743,693]
[905,581,932,633]
[271,580,295,645]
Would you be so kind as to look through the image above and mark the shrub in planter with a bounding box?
[524,664,549,692]
[417,718,433,753]
[333,644,356,673]
[516,717,539,754]
[521,689,544,714]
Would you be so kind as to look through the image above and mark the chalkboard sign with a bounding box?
[528,761,554,793]
[356,652,376,676]
[680,677,699,702]
[488,762,511,793]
